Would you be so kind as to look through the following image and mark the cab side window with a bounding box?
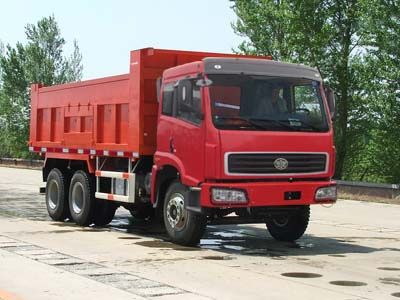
[177,79,202,125]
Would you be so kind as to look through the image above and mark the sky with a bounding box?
[0,0,243,80]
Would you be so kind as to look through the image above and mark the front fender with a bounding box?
[151,151,201,204]
[154,151,201,186]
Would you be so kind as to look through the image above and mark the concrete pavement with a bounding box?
[0,167,399,300]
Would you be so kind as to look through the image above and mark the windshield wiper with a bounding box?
[214,116,267,130]
[289,119,325,131]
[246,118,295,130]
[214,116,324,131]
[250,117,326,132]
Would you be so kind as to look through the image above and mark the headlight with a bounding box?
[315,186,337,202]
[211,188,248,204]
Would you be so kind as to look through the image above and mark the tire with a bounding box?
[266,206,310,242]
[94,200,118,226]
[69,170,95,226]
[45,168,70,221]
[163,181,206,246]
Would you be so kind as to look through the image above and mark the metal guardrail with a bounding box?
[336,180,400,200]
[336,180,400,190]
[0,157,398,200]
[0,157,43,169]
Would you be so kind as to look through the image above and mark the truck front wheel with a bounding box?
[45,168,70,221]
[69,170,95,226]
[266,206,310,242]
[163,181,206,246]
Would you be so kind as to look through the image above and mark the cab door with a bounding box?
[157,79,205,186]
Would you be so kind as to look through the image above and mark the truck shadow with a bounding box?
[8,194,398,258]
[109,213,400,258]
[202,225,400,258]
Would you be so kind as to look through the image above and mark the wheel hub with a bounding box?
[272,215,290,227]
[47,180,59,210]
[166,193,187,230]
[71,182,85,214]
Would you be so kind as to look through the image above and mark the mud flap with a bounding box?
[183,190,202,214]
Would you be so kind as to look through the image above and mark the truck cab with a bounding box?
[153,57,336,245]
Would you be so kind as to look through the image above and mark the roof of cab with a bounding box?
[203,57,321,81]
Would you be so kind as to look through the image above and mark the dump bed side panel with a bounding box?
[30,74,135,154]
[29,49,220,157]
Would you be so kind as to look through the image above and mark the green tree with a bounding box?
[344,0,400,183]
[0,43,28,157]
[0,41,5,156]
[0,40,4,81]
[231,0,399,181]
[0,15,83,158]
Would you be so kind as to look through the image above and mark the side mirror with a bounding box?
[324,87,336,121]
[178,79,193,112]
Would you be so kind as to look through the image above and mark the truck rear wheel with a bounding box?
[45,168,70,221]
[266,206,310,242]
[163,181,206,246]
[69,170,95,226]
[94,200,117,226]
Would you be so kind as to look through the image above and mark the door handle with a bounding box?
[169,137,175,153]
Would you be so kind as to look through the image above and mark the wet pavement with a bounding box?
[1,167,400,300]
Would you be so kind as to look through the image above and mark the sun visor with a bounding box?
[203,58,321,81]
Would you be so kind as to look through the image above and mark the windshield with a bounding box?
[208,74,329,132]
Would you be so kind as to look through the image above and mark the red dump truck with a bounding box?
[29,48,337,246]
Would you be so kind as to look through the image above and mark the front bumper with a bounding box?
[199,180,336,207]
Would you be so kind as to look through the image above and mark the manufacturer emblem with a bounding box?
[273,158,288,170]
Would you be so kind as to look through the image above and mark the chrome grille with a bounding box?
[227,153,327,175]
